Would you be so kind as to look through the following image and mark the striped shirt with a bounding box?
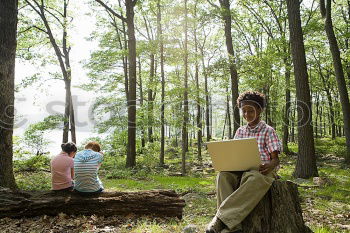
[234,120,281,163]
[74,149,103,192]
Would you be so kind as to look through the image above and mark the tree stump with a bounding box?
[242,180,312,233]
[0,188,185,219]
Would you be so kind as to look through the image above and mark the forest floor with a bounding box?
[1,138,350,233]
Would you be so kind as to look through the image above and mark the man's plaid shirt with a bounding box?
[234,120,282,163]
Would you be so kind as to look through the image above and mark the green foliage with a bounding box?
[14,154,51,172]
[23,115,64,155]
[16,171,51,191]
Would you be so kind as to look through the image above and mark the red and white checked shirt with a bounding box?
[234,120,282,163]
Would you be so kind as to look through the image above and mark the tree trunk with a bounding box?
[287,0,318,178]
[201,49,211,141]
[182,0,189,175]
[226,86,232,138]
[320,105,324,138]
[282,58,291,153]
[219,0,240,134]
[138,58,146,150]
[315,92,319,138]
[0,0,18,190]
[70,96,76,143]
[126,0,137,168]
[321,0,350,163]
[63,80,71,143]
[291,104,296,142]
[344,0,350,84]
[323,76,336,139]
[242,180,312,233]
[62,0,75,144]
[194,2,202,162]
[0,188,185,219]
[158,0,166,167]
[222,110,227,140]
[148,54,155,143]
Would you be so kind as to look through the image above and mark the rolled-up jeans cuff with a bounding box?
[216,212,242,230]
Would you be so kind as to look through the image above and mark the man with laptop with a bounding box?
[206,91,282,233]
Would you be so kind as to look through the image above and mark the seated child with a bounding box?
[74,141,104,194]
[51,142,77,191]
[206,91,281,233]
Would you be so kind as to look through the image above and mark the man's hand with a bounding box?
[259,151,280,175]
[259,163,275,175]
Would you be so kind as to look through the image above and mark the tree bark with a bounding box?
[70,97,76,143]
[63,79,71,143]
[62,0,75,144]
[315,92,320,138]
[182,0,189,175]
[158,0,166,167]
[321,0,350,163]
[282,57,291,153]
[148,54,155,143]
[0,188,185,219]
[287,0,318,178]
[242,181,312,233]
[226,86,232,138]
[138,58,146,151]
[0,0,18,190]
[219,0,240,134]
[201,49,211,141]
[194,1,202,162]
[126,0,137,168]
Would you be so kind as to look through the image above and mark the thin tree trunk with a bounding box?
[320,105,323,138]
[283,58,291,153]
[63,80,71,143]
[201,49,211,141]
[157,0,165,166]
[321,0,350,163]
[291,103,296,142]
[315,92,319,138]
[287,0,318,178]
[126,0,137,168]
[148,54,155,143]
[222,111,227,140]
[193,1,202,162]
[70,96,76,143]
[138,58,146,150]
[226,86,232,138]
[62,0,75,144]
[182,0,189,175]
[323,76,336,139]
[344,0,350,83]
[0,0,18,189]
[210,95,213,137]
[219,0,240,133]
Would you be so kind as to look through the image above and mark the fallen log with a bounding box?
[242,180,312,233]
[0,188,185,219]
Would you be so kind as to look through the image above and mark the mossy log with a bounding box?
[0,188,185,219]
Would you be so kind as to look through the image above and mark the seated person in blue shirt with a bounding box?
[74,141,104,194]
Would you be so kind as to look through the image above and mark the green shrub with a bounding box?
[16,171,51,191]
[14,154,50,172]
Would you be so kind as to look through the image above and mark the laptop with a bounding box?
[206,138,261,171]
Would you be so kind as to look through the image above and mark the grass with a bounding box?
[103,175,215,193]
[13,137,350,232]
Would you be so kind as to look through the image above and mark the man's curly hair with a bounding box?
[237,91,266,109]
